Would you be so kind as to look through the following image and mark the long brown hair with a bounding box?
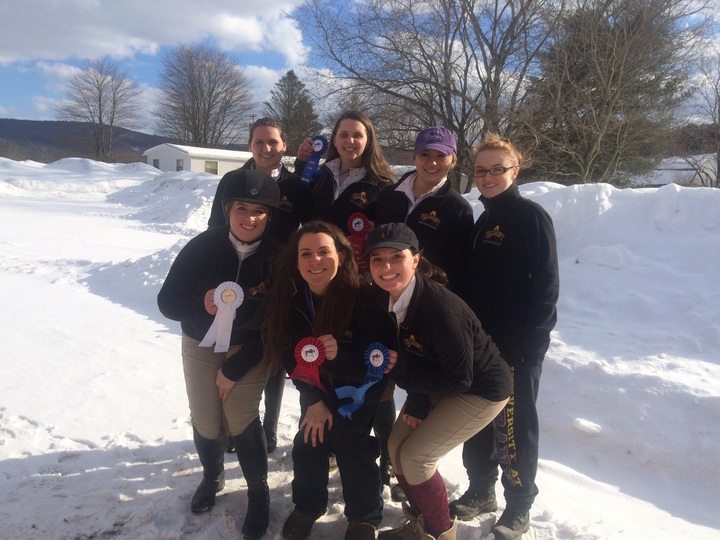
[324,110,395,183]
[262,221,361,375]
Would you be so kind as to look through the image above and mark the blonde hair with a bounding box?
[474,133,524,169]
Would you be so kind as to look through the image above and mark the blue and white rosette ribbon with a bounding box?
[199,281,244,352]
[300,135,329,185]
[335,342,389,419]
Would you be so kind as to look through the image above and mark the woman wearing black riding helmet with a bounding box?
[158,169,282,540]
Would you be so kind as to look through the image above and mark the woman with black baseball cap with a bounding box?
[362,223,512,540]
[158,169,281,540]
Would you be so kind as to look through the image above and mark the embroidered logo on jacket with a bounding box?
[403,334,424,356]
[350,191,369,208]
[483,226,505,246]
[418,210,441,230]
[279,195,293,213]
[249,282,267,296]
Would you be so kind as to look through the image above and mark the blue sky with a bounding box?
[0,1,312,131]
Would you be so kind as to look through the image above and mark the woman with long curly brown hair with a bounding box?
[262,221,390,540]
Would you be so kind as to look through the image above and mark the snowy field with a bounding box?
[1,157,719,539]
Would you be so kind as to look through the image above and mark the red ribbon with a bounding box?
[290,337,327,393]
[347,212,371,273]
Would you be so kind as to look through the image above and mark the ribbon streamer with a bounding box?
[300,135,329,185]
[347,212,371,273]
[199,281,244,352]
[289,336,327,393]
[335,342,389,419]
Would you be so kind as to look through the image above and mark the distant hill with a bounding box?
[0,119,246,164]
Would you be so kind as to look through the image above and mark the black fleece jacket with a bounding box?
[460,183,559,366]
[294,158,389,234]
[359,275,513,419]
[157,226,280,380]
[374,170,474,289]
[281,283,383,409]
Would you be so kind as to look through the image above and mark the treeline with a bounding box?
[43,0,720,186]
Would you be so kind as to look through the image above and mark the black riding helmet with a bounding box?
[220,169,281,224]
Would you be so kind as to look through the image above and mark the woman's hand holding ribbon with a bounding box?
[384,349,397,374]
[215,368,235,402]
[297,138,313,161]
[317,334,338,360]
[300,400,333,447]
[204,289,218,315]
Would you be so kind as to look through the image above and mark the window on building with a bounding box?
[176,159,184,171]
[152,159,160,169]
[205,161,219,175]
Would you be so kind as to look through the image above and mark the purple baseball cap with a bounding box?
[414,127,457,156]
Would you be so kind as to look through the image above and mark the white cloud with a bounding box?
[0,1,305,64]
[31,95,62,119]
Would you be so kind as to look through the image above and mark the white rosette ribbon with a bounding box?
[199,281,244,352]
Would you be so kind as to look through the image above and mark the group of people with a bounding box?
[157,112,559,540]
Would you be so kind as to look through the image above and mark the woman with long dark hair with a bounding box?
[296,111,395,270]
[262,221,389,540]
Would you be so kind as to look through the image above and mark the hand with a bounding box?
[215,369,235,402]
[296,138,314,161]
[204,289,218,315]
[317,334,338,360]
[384,349,398,374]
[402,413,423,429]
[300,401,333,447]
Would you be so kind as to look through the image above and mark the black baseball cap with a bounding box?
[364,223,420,255]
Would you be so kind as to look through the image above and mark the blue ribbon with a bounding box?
[300,135,329,185]
[335,342,389,419]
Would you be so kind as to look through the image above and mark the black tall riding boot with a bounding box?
[191,427,227,514]
[262,369,285,452]
[373,398,396,486]
[232,416,270,540]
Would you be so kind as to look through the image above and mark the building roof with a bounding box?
[143,143,253,161]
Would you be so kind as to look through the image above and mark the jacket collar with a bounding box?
[479,182,521,210]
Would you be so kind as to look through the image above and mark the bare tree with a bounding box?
[686,47,720,188]
[263,70,323,153]
[56,57,143,162]
[155,44,255,147]
[519,0,711,184]
[295,0,562,191]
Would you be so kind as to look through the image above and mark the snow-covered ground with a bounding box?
[1,157,719,539]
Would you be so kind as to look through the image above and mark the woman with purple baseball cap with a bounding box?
[372,127,474,499]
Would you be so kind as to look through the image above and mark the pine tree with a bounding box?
[263,70,323,153]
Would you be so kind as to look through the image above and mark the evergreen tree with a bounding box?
[263,70,323,153]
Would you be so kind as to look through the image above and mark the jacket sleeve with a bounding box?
[221,327,264,381]
[445,202,476,292]
[157,236,211,324]
[404,392,431,420]
[522,209,559,363]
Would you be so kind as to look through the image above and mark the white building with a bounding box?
[143,143,252,176]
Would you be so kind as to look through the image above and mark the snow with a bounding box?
[1,156,719,540]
